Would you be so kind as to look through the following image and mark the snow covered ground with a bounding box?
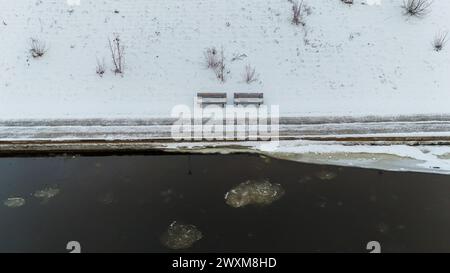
[1,0,450,119]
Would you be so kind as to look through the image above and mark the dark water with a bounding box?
[0,153,450,253]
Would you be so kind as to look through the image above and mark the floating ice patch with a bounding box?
[225,179,285,208]
[33,187,60,202]
[161,221,203,250]
[3,197,26,208]
[316,170,337,180]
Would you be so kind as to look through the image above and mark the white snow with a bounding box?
[162,140,450,175]
[1,0,450,119]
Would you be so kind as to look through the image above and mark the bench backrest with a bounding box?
[198,93,227,98]
[234,93,263,99]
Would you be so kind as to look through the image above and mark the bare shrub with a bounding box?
[243,64,258,84]
[204,47,219,69]
[108,34,125,74]
[214,48,227,83]
[30,38,47,58]
[96,58,106,77]
[403,0,433,17]
[291,0,305,26]
[433,31,448,51]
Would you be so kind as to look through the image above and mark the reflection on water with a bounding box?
[0,153,450,253]
[315,169,338,181]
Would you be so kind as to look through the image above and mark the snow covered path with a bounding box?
[1,115,450,141]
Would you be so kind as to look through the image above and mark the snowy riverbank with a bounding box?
[2,1,450,174]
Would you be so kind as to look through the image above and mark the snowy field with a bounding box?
[1,0,449,119]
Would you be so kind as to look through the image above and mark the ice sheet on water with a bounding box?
[33,186,60,202]
[225,179,285,208]
[3,197,26,208]
[161,221,203,250]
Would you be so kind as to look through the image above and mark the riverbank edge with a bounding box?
[1,115,450,175]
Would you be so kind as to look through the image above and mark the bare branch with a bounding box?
[433,31,448,51]
[30,38,47,58]
[108,34,125,74]
[204,47,219,69]
[403,0,433,17]
[96,58,106,77]
[243,64,258,84]
[214,47,227,83]
[291,1,305,26]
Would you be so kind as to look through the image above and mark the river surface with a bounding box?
[0,153,449,253]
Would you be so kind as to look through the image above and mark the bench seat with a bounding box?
[197,93,227,107]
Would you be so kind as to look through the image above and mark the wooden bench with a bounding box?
[197,93,227,107]
[234,93,264,106]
